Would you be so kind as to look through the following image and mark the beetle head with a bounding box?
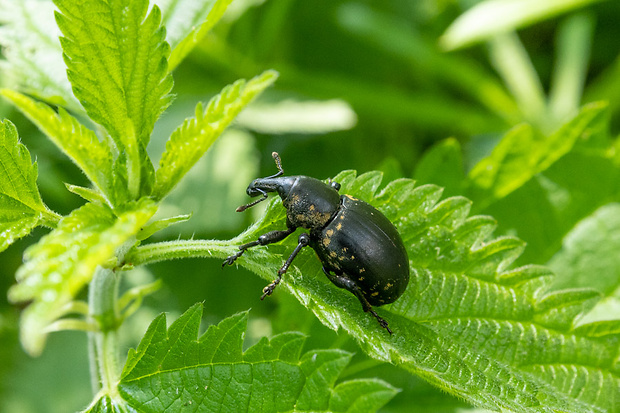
[236,152,291,212]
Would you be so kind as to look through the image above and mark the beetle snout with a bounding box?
[246,181,262,197]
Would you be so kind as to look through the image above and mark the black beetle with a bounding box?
[223,152,409,333]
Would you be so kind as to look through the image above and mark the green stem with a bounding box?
[40,208,62,228]
[125,239,236,267]
[88,266,121,400]
[488,33,548,130]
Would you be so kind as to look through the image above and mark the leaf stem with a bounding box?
[87,266,122,401]
[40,208,62,228]
[125,239,237,267]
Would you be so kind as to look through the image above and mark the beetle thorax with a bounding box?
[281,176,340,231]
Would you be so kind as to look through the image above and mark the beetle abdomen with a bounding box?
[313,195,410,306]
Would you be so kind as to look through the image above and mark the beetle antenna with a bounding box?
[236,189,269,212]
[268,151,284,178]
[236,152,285,212]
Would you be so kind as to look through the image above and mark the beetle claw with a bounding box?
[222,249,245,267]
[370,309,393,335]
[261,279,280,300]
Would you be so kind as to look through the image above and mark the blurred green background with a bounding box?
[1,0,619,411]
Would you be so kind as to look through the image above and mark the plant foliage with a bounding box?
[115,304,397,412]
[1,0,619,411]
[219,159,618,411]
[0,120,59,252]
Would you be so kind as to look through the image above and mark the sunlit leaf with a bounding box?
[152,70,278,200]
[8,198,157,356]
[0,120,58,253]
[1,90,115,203]
[54,0,174,198]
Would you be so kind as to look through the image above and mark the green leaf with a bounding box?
[135,213,192,241]
[440,0,603,51]
[160,0,235,71]
[152,70,278,200]
[119,304,397,412]
[222,170,618,412]
[8,198,157,356]
[54,0,173,145]
[548,203,620,297]
[54,0,174,198]
[477,103,618,265]
[466,102,609,211]
[0,120,58,252]
[1,89,115,203]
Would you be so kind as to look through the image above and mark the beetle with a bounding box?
[222,152,409,333]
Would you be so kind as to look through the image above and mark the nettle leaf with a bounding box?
[153,70,278,200]
[0,120,59,252]
[157,0,235,70]
[119,304,397,412]
[54,0,174,198]
[54,0,173,144]
[8,198,157,356]
[223,170,619,412]
[1,90,115,202]
[466,102,608,211]
[548,203,620,296]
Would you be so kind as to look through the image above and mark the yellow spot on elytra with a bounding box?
[384,283,393,290]
[371,291,379,297]
[326,229,334,237]
[309,204,315,211]
[336,223,342,230]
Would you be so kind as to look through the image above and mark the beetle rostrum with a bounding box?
[222,152,410,334]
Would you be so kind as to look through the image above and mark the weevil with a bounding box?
[223,152,409,333]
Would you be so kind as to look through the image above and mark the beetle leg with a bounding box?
[321,267,393,334]
[222,228,296,267]
[261,233,310,300]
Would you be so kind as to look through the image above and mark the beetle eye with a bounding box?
[330,180,341,191]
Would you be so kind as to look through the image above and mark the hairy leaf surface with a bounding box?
[221,170,619,412]
[1,90,115,203]
[153,70,278,200]
[119,304,398,412]
[54,0,173,145]
[54,0,174,198]
[8,198,157,356]
[0,120,57,252]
